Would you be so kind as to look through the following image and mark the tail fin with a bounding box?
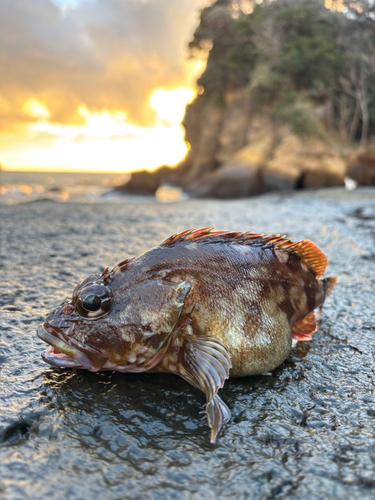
[323,277,338,300]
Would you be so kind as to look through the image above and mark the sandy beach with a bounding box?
[1,188,375,500]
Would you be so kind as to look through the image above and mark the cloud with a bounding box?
[0,0,208,128]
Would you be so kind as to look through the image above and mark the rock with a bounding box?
[114,166,174,195]
[216,89,252,164]
[115,89,354,199]
[302,156,346,189]
[262,135,346,191]
[347,152,375,186]
[262,162,301,191]
[300,139,346,188]
[5,190,375,499]
[155,185,186,203]
[262,135,304,191]
[175,69,358,197]
[182,92,225,184]
[187,130,275,199]
[187,163,261,198]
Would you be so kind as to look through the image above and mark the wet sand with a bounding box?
[1,188,375,499]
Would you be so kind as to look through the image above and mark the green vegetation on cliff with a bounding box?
[190,0,375,143]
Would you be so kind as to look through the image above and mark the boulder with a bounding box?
[187,131,274,198]
[114,166,174,195]
[302,156,346,189]
[347,152,375,186]
[262,135,304,191]
[262,135,346,191]
[262,162,301,191]
[187,163,261,199]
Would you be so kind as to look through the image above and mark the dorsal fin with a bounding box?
[161,228,328,278]
[161,228,285,247]
[111,258,132,275]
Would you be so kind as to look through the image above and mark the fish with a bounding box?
[37,228,338,442]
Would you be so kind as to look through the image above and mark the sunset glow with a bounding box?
[1,89,195,173]
[0,0,208,173]
[150,88,196,126]
[22,98,51,120]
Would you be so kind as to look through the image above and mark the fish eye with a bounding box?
[74,284,113,319]
[83,294,102,312]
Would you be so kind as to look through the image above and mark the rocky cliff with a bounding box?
[120,87,373,198]
[118,0,375,198]
[179,88,349,197]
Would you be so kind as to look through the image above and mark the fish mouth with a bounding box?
[37,325,107,372]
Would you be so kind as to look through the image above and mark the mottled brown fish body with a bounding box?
[37,229,337,443]
[123,239,325,378]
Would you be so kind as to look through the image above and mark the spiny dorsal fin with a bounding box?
[161,228,329,278]
[292,311,317,342]
[161,228,286,247]
[111,258,132,276]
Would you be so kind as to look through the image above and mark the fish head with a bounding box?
[37,270,191,373]
[37,272,115,371]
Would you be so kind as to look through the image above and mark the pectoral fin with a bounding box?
[178,328,232,443]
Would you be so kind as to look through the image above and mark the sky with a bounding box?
[0,0,210,172]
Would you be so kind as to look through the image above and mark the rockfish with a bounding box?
[37,228,337,442]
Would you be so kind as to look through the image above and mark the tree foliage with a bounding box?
[190,0,375,143]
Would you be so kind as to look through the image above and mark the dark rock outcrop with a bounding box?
[187,163,261,199]
[347,153,375,186]
[114,166,174,195]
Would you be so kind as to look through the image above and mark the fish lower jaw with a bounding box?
[42,346,85,369]
[37,325,101,371]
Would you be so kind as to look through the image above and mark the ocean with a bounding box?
[0,170,187,204]
[0,170,131,205]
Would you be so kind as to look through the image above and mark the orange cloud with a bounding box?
[0,0,207,127]
[0,0,209,172]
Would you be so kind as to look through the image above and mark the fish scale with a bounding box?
[37,228,338,443]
